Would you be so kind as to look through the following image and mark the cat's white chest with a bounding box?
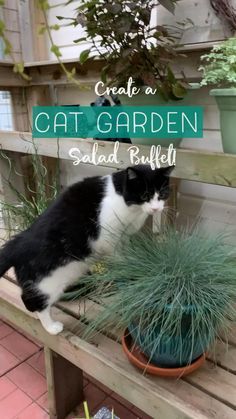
[91,177,148,255]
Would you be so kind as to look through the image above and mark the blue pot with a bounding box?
[129,307,212,368]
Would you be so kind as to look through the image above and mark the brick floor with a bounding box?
[0,345,20,376]
[36,392,49,413]
[0,377,16,401]
[0,319,152,418]
[16,402,49,419]
[27,351,46,377]
[7,363,47,400]
[0,388,32,419]
[0,323,14,340]
[1,331,39,361]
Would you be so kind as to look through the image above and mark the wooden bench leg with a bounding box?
[44,346,84,419]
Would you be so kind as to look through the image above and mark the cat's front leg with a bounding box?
[21,261,90,335]
[37,307,64,335]
[21,288,64,335]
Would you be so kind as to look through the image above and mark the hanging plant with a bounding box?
[58,0,187,100]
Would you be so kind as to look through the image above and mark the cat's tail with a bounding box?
[0,239,16,278]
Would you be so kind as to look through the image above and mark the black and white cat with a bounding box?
[0,164,174,334]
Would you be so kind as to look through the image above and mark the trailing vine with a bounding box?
[0,0,77,84]
[37,0,79,84]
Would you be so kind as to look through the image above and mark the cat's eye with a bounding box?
[159,190,169,200]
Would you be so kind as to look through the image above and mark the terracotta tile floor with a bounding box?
[0,319,152,419]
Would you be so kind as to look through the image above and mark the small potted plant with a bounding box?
[65,228,236,377]
[60,0,188,147]
[200,37,236,154]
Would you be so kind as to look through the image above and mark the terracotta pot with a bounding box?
[122,329,206,378]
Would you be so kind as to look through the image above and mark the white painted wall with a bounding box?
[47,0,89,60]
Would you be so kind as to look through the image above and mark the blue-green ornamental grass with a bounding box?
[63,227,236,366]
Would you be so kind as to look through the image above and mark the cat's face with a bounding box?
[124,165,174,215]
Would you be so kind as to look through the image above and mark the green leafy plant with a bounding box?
[0,141,60,237]
[200,37,236,87]
[64,227,236,366]
[58,0,187,100]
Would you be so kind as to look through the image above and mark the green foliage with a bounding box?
[59,0,187,100]
[37,0,50,11]
[39,24,60,35]
[0,19,5,36]
[50,44,62,58]
[79,49,90,64]
[64,227,236,364]
[200,37,236,87]
[13,62,31,81]
[0,142,60,236]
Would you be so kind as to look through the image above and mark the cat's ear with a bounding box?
[156,165,175,177]
[126,167,138,181]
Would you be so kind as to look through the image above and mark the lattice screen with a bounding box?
[0,91,14,131]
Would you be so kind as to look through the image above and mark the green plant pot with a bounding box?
[129,306,212,368]
[210,88,236,154]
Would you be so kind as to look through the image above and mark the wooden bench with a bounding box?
[1,273,236,419]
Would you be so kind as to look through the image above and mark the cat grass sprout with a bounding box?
[65,228,236,366]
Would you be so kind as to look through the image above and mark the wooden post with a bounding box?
[44,347,84,419]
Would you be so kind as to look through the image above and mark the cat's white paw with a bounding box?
[45,321,64,335]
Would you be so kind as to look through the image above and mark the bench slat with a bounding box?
[212,343,236,373]
[58,296,236,411]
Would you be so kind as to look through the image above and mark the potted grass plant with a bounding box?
[58,0,188,147]
[63,227,236,377]
[200,37,236,154]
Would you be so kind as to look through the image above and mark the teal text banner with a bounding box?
[33,106,203,139]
